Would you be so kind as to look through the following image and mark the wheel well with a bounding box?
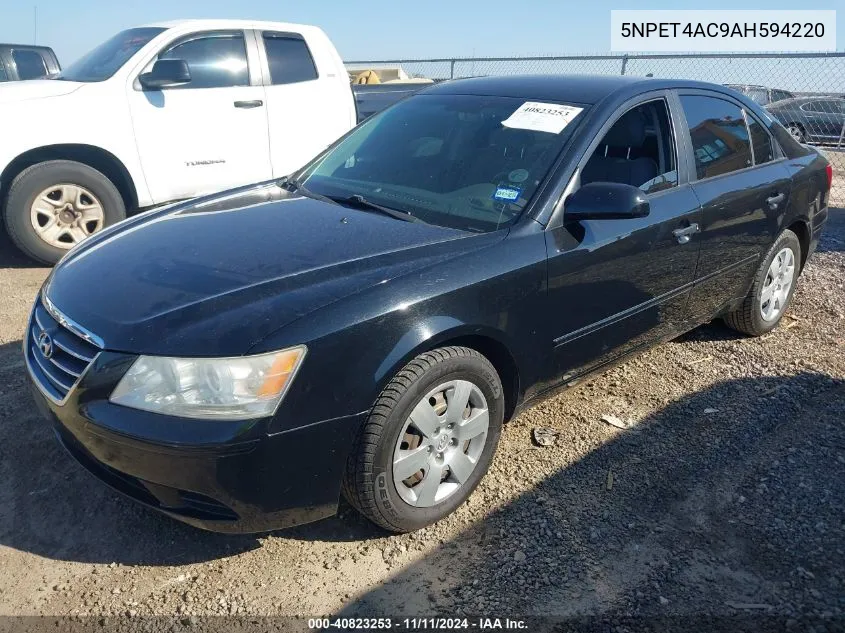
[0,145,138,211]
[432,335,521,423]
[787,219,811,270]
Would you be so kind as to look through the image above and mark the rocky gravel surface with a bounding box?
[0,210,842,631]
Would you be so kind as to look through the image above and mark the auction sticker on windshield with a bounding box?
[502,102,583,134]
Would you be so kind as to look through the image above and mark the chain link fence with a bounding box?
[346,52,845,204]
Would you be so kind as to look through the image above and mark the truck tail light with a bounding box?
[826,163,833,191]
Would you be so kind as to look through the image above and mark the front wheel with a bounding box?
[3,160,126,265]
[723,229,801,336]
[342,346,504,533]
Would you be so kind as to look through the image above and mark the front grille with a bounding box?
[26,297,101,402]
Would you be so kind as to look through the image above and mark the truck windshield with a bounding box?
[298,93,586,232]
[58,27,166,82]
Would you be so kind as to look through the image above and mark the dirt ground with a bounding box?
[0,209,842,630]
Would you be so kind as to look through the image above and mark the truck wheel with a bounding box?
[723,229,801,337]
[3,160,126,265]
[342,346,504,533]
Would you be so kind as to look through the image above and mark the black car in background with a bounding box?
[766,96,845,145]
[25,75,831,534]
[0,44,60,81]
[724,84,794,107]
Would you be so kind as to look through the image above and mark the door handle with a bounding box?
[234,100,263,109]
[672,223,700,245]
[766,192,785,209]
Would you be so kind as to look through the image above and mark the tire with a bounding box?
[342,346,504,533]
[723,229,802,336]
[3,160,126,265]
[786,123,805,144]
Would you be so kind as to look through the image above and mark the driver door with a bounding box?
[545,93,703,383]
[127,30,272,204]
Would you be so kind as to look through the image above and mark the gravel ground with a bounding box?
[0,210,842,630]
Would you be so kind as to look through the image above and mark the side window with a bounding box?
[745,112,775,165]
[680,95,752,180]
[12,49,48,80]
[262,33,318,85]
[771,90,793,103]
[159,32,248,89]
[0,64,7,82]
[581,99,678,194]
[745,88,769,105]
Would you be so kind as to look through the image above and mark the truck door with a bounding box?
[127,30,272,204]
[256,30,355,177]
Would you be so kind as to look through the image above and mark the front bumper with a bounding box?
[28,366,366,534]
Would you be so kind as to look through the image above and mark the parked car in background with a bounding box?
[765,96,845,145]
[27,74,831,534]
[725,84,794,106]
[0,44,60,81]
[353,82,431,122]
[0,20,356,264]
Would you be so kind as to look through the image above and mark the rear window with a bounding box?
[12,49,48,80]
[262,33,318,85]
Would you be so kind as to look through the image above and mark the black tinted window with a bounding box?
[746,112,774,164]
[582,99,677,194]
[262,33,318,84]
[0,64,7,82]
[12,49,47,80]
[160,32,248,89]
[771,90,793,103]
[803,100,842,114]
[681,95,752,180]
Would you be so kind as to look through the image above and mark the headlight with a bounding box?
[109,346,306,420]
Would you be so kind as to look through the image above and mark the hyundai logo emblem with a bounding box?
[37,331,53,359]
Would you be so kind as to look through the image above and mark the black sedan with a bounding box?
[765,96,845,144]
[25,75,832,534]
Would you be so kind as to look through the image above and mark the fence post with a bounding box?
[620,54,629,76]
[450,59,455,79]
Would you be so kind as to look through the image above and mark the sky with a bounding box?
[1,0,842,66]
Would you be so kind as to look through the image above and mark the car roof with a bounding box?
[423,74,737,105]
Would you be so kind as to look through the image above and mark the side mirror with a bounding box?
[564,182,650,221]
[139,59,191,90]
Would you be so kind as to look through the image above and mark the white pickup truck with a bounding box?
[0,19,357,264]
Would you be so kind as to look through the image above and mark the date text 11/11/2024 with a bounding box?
[307,617,528,630]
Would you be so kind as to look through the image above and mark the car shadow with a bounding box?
[0,229,46,269]
[333,371,844,621]
[817,206,845,253]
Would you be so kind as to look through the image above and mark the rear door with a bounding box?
[545,92,703,383]
[128,30,272,203]
[678,91,792,322]
[256,29,355,177]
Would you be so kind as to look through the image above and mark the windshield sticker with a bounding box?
[508,168,529,183]
[493,186,522,202]
[502,102,583,134]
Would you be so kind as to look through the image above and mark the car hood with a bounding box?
[46,183,500,356]
[0,79,84,104]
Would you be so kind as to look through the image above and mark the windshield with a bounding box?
[298,94,586,232]
[59,27,166,82]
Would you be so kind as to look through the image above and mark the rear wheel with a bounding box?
[342,346,504,533]
[724,229,801,336]
[786,123,805,143]
[3,160,126,265]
